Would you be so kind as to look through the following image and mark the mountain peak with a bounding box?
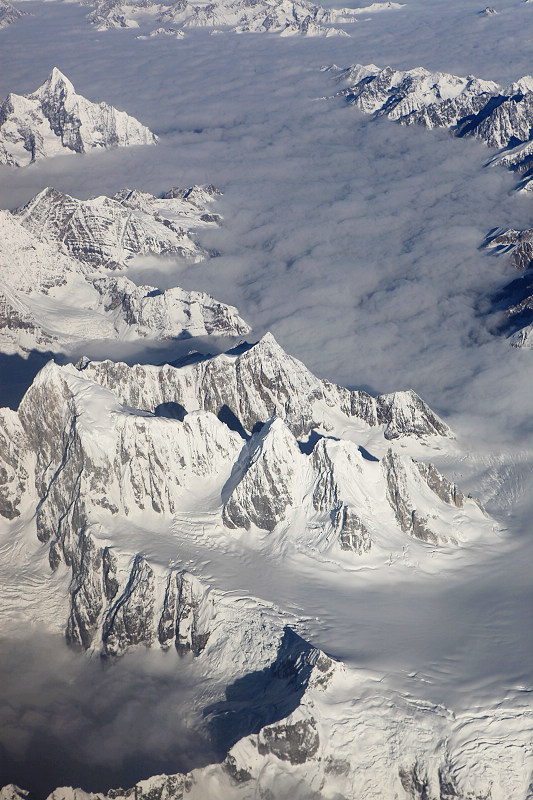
[0,71,156,167]
[43,67,73,92]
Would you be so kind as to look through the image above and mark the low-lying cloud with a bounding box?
[0,634,216,798]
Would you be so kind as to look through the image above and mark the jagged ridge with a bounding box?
[85,0,403,37]
[332,62,533,171]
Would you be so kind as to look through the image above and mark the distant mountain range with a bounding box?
[0,0,25,29]
[70,0,404,37]
[331,62,533,173]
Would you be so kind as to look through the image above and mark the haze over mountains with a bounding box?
[79,0,404,37]
[1,0,533,799]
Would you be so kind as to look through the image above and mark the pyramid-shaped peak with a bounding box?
[30,68,76,101]
[17,185,58,204]
[45,67,74,90]
[249,332,286,356]
[256,415,294,440]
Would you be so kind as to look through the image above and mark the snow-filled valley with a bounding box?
[1,0,533,798]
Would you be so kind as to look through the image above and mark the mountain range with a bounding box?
[0,331,518,800]
[82,0,403,36]
[332,62,533,174]
[2,4,533,799]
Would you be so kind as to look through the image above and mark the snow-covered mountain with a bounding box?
[3,569,530,800]
[85,0,403,36]
[484,225,533,347]
[0,0,25,29]
[3,5,533,799]
[4,655,530,800]
[13,185,221,269]
[0,334,517,800]
[0,187,249,354]
[0,333,489,644]
[332,63,533,172]
[78,331,451,441]
[0,68,157,167]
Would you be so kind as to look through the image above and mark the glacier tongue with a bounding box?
[0,68,157,167]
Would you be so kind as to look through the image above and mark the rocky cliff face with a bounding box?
[223,417,306,532]
[0,408,31,520]
[80,332,451,441]
[13,185,220,269]
[483,226,533,348]
[0,68,156,167]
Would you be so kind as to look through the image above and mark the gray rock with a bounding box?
[383,449,440,544]
[66,528,106,650]
[258,717,319,764]
[0,408,30,520]
[335,505,372,554]
[223,417,302,531]
[0,0,25,28]
[81,332,451,441]
[415,461,464,507]
[103,555,155,656]
[158,571,211,655]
